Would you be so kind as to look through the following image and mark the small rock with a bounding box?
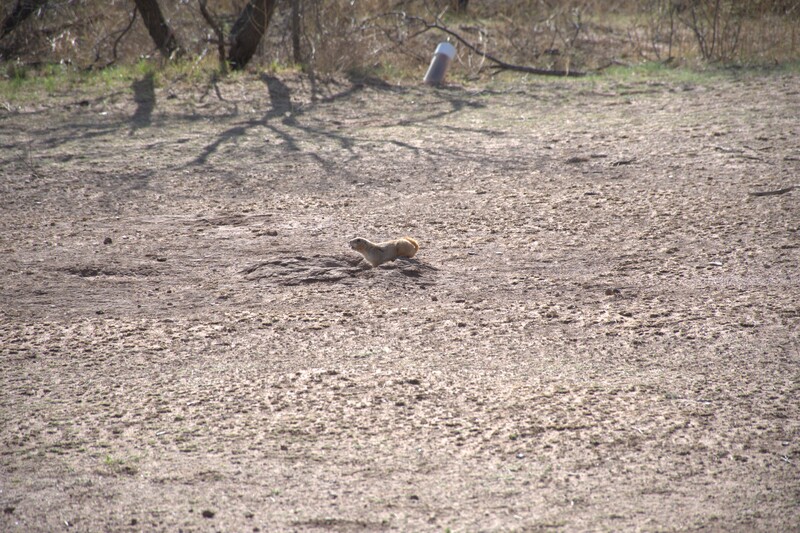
[3,506,14,514]
[516,452,526,459]
[103,237,113,245]
[202,509,215,519]
[409,494,420,501]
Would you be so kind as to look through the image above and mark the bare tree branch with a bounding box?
[198,0,227,73]
[102,7,138,68]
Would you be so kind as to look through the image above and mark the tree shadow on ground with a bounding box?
[189,74,492,170]
[130,73,155,133]
[0,72,509,203]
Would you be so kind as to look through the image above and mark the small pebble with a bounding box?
[103,237,112,245]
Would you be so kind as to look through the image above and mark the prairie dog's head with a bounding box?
[349,238,368,251]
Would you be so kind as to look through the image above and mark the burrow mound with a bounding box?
[241,254,437,286]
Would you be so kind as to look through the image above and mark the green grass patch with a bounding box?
[597,58,800,84]
[101,453,140,476]
[0,56,235,102]
[346,61,421,84]
[596,61,724,84]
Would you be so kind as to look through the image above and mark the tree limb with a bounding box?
[106,7,138,67]
[198,0,226,73]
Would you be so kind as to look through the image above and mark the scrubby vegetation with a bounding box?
[1,0,799,83]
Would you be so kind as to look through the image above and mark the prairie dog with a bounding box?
[349,237,419,267]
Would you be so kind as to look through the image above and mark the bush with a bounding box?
[1,0,798,77]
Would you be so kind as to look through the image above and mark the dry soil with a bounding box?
[1,70,799,532]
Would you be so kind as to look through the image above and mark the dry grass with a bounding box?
[0,0,798,79]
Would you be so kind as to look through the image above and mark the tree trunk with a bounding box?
[290,0,301,64]
[1,0,47,39]
[228,0,277,70]
[133,0,181,59]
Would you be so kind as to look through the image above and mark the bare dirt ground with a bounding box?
[1,69,799,532]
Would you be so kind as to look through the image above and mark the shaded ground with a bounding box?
[1,69,799,532]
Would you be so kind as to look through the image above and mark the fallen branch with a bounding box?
[392,12,585,78]
[749,186,794,197]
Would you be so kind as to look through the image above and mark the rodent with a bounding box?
[349,237,419,267]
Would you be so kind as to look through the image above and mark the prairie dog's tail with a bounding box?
[402,237,419,253]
